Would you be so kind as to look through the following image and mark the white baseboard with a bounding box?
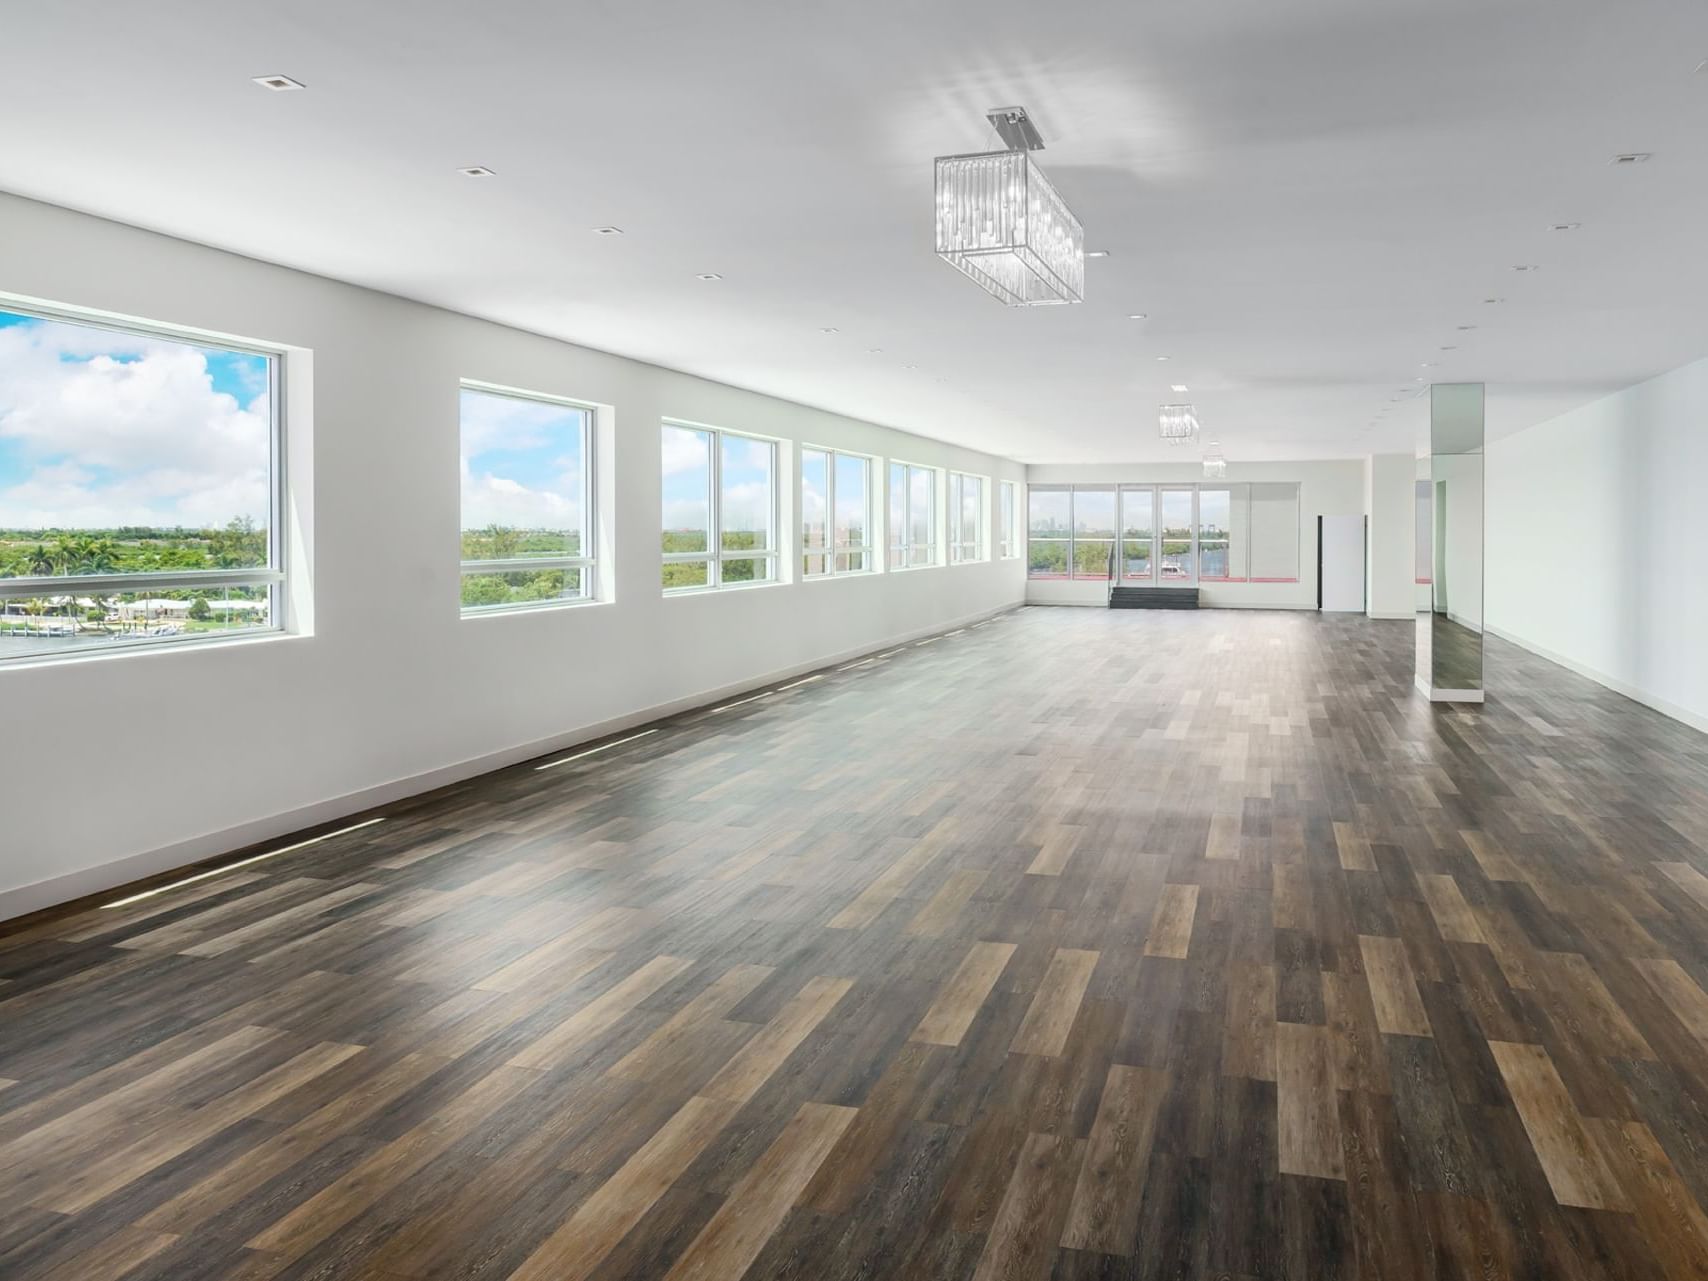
[1366,610,1413,621]
[1485,625,1708,735]
[0,598,1025,923]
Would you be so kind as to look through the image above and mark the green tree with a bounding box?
[188,597,211,621]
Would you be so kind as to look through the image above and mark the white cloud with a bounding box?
[661,425,709,477]
[0,320,269,528]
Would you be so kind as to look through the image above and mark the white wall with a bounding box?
[0,194,1027,919]
[1487,357,1708,732]
[1364,453,1414,620]
[1022,460,1365,609]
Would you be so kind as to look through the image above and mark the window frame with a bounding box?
[458,379,598,616]
[999,480,1019,559]
[0,299,287,664]
[887,460,942,570]
[661,419,781,594]
[948,471,989,565]
[801,445,876,580]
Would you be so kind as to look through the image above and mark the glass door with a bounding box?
[1119,486,1155,582]
[1158,486,1197,585]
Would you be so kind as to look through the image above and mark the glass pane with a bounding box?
[909,467,933,552]
[461,567,585,610]
[889,462,907,560]
[1122,539,1152,579]
[836,551,865,573]
[801,449,828,552]
[661,425,711,556]
[460,388,589,566]
[1159,488,1194,541]
[1001,482,1015,552]
[1028,539,1070,579]
[1028,489,1069,537]
[720,556,774,584]
[1,588,271,658]
[1199,542,1231,580]
[0,308,273,582]
[1072,489,1116,539]
[1121,488,1154,538]
[1073,538,1114,579]
[662,559,708,590]
[958,475,980,549]
[1160,540,1192,579]
[720,434,774,553]
[1198,488,1231,580]
[804,551,826,577]
[834,454,867,551]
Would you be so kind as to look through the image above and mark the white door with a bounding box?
[1320,515,1365,612]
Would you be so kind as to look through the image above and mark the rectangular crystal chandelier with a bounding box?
[1159,403,1199,445]
[934,149,1085,306]
[1202,444,1227,478]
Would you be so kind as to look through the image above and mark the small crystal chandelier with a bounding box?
[1202,442,1227,478]
[934,107,1086,307]
[1159,403,1199,446]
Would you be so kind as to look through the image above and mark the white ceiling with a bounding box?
[2,0,1705,462]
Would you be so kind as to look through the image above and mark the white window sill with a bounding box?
[663,578,789,598]
[460,597,610,620]
[0,626,303,673]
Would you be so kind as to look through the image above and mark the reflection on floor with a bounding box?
[1429,611,1485,692]
[4,607,1708,1280]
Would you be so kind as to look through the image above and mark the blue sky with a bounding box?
[459,387,586,535]
[0,308,271,530]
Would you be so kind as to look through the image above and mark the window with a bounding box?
[662,422,777,590]
[1072,488,1117,579]
[949,472,987,563]
[1120,487,1153,580]
[999,480,1018,558]
[888,461,939,569]
[1197,486,1249,582]
[0,303,282,661]
[460,383,594,612]
[802,447,873,577]
[1027,488,1071,578]
[1029,482,1300,585]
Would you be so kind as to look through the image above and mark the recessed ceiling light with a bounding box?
[1440,345,1458,351]
[1155,355,1170,361]
[696,273,722,281]
[1087,250,1111,259]
[1127,313,1147,320]
[252,74,304,91]
[593,226,624,235]
[1420,362,1438,367]
[1511,265,1540,272]
[866,347,883,354]
[1483,298,1504,305]
[904,364,918,370]
[1611,152,1652,165]
[819,327,839,334]
[1170,384,1188,392]
[1548,222,1581,232]
[457,166,496,178]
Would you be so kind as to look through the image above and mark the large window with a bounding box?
[662,422,777,591]
[888,461,939,569]
[949,472,987,564]
[1029,482,1300,584]
[802,447,873,577]
[999,481,1018,559]
[0,303,282,661]
[1027,488,1071,578]
[460,383,594,613]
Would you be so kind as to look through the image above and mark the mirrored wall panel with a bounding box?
[1415,383,1485,702]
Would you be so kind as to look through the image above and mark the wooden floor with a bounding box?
[6,606,1708,1280]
